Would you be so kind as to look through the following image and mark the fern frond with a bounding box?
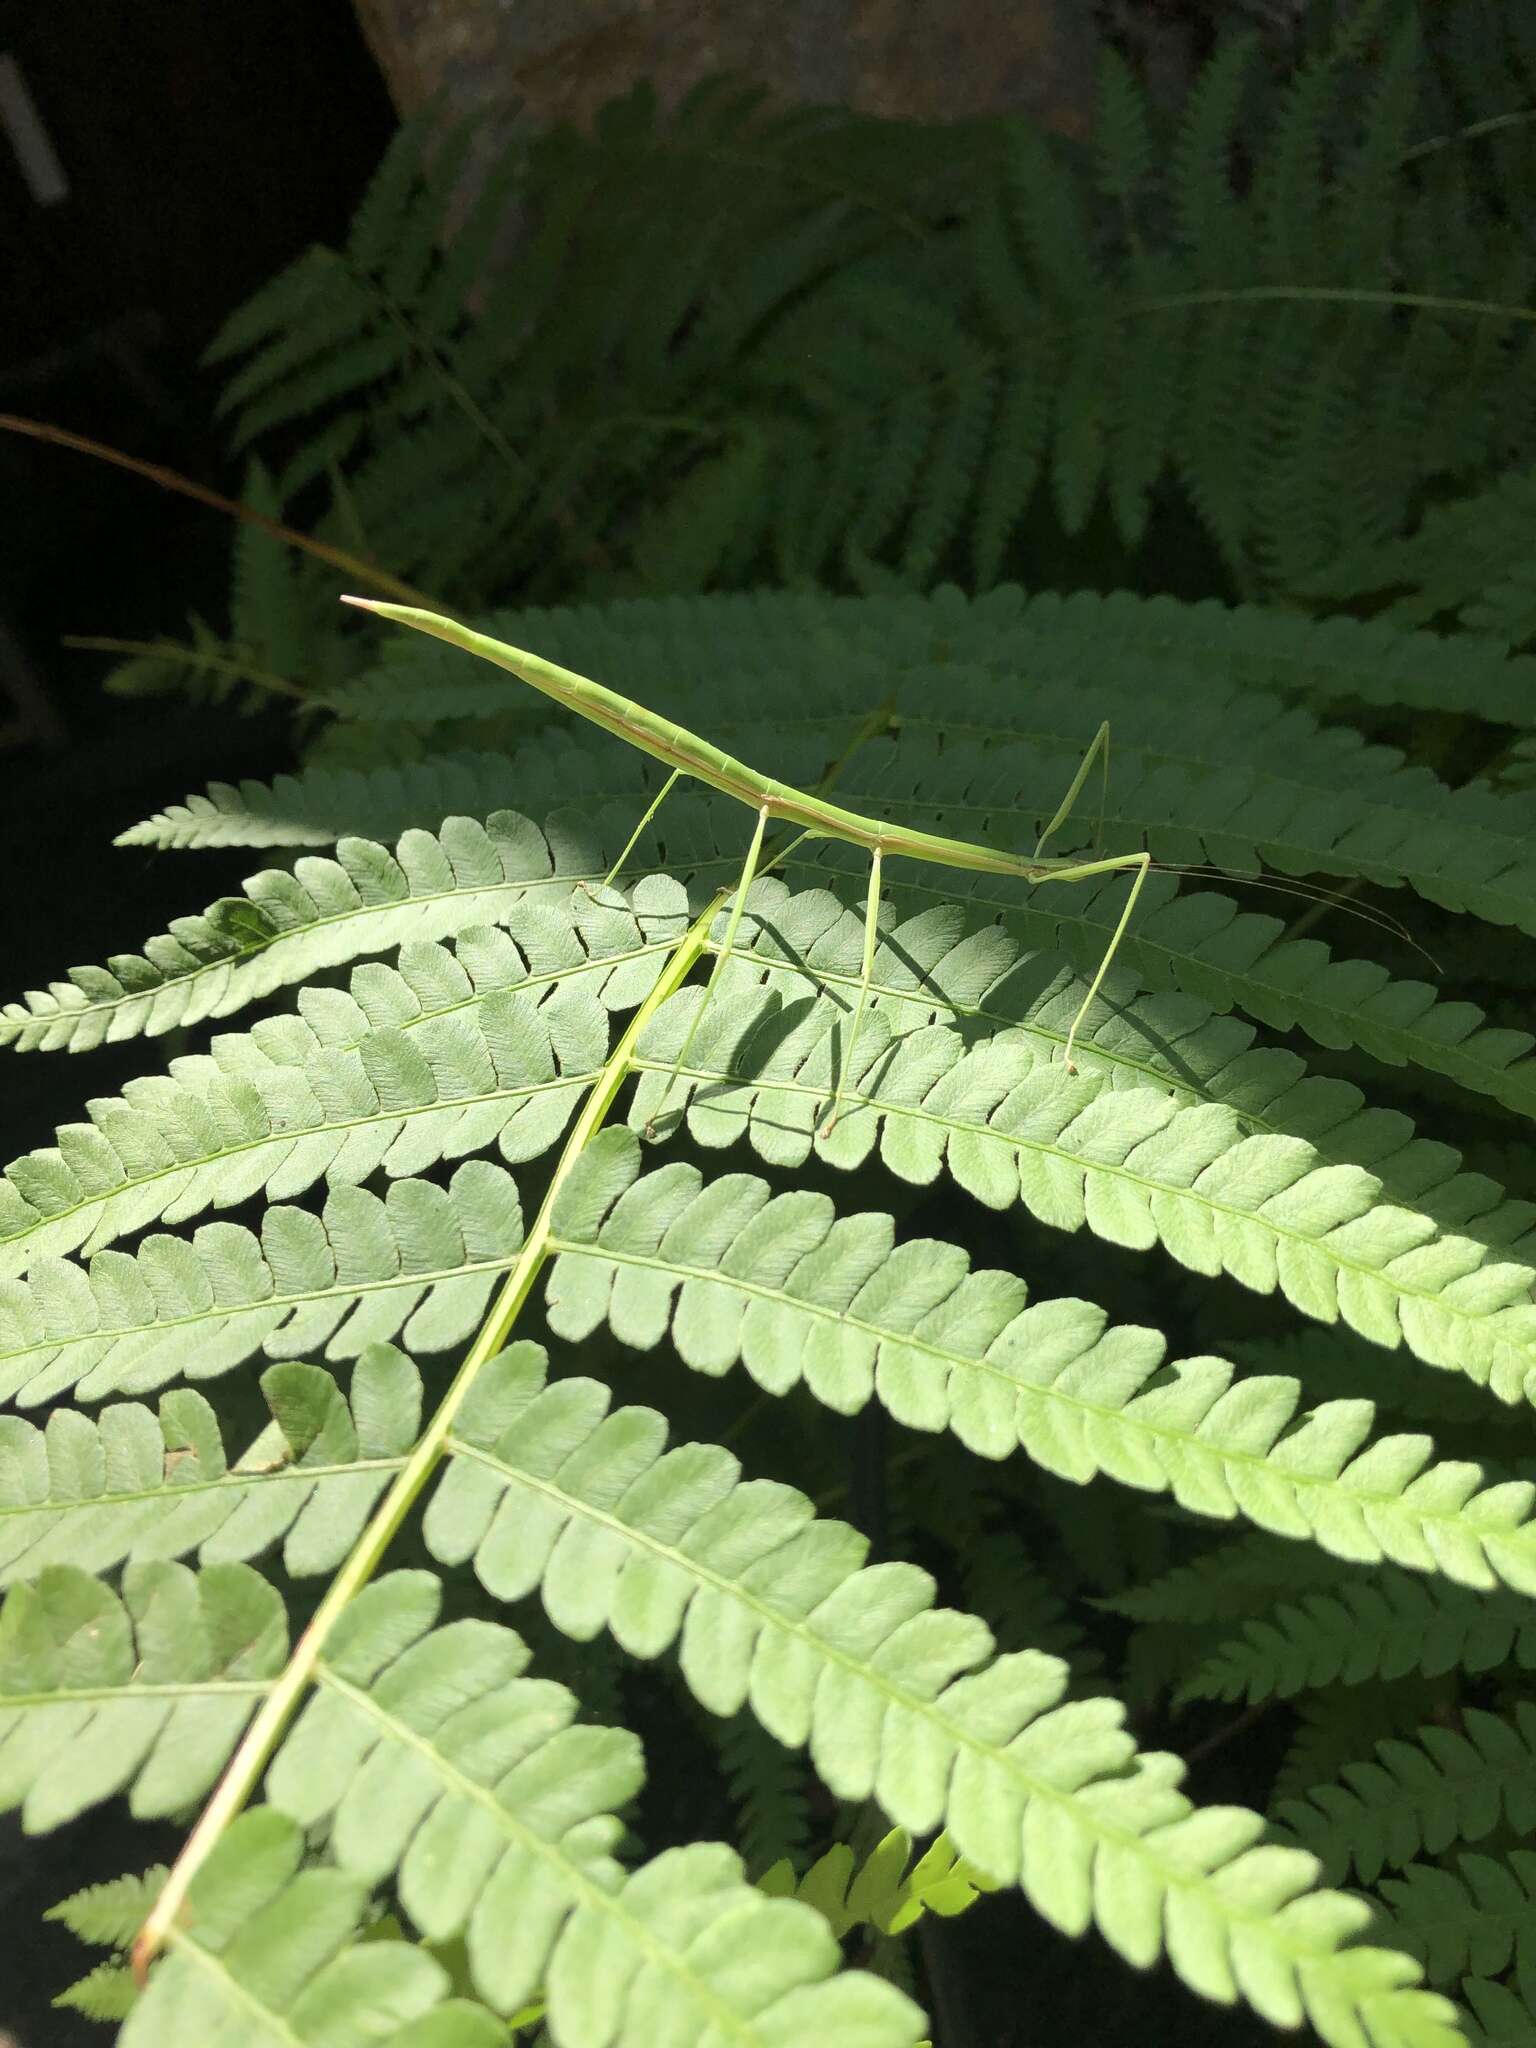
[0,1159,521,1406]
[0,1348,420,1587]
[127,1802,920,2048]
[546,1132,1536,1585]
[268,1570,922,2036]
[1381,1851,1536,1988]
[424,1339,1458,2047]
[1180,1570,1536,1705]
[630,982,1536,1409]
[0,1561,284,1828]
[1273,1702,1536,1883]
[0,899,645,1276]
[116,748,572,852]
[0,814,691,1054]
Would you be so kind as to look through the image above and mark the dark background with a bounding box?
[0,3,394,1162]
[0,9,392,2040]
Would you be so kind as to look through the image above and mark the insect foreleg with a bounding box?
[591,766,683,895]
[1034,720,1111,859]
[646,803,772,1137]
[1035,848,1152,1072]
[819,846,883,1138]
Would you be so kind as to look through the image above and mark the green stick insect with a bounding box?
[341,597,1152,1134]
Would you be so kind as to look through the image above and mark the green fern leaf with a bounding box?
[423,1338,1458,2047]
[761,1827,997,1939]
[0,1561,284,1828]
[120,1810,507,2047]
[0,1347,420,1586]
[0,816,692,1053]
[0,901,639,1276]
[630,982,1536,1409]
[265,1570,924,2039]
[0,1160,521,1406]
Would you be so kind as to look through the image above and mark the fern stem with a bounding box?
[132,886,724,1984]
[0,413,434,606]
[1131,284,1536,326]
[61,635,310,704]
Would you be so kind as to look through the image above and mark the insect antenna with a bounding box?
[1148,860,1442,974]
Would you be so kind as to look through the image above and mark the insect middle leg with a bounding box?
[587,767,683,896]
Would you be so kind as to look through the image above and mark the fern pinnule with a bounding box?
[761,1827,998,1940]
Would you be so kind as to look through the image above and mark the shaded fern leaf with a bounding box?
[1096,1531,1360,1626]
[423,1339,1458,2047]
[1180,1571,1536,1706]
[709,1708,815,1877]
[321,584,1536,747]
[1381,1851,1536,1989]
[1273,1702,1536,1884]
[1268,1679,1446,1810]
[1457,1974,1536,2048]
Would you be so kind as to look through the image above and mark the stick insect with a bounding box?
[340,596,1154,1134]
